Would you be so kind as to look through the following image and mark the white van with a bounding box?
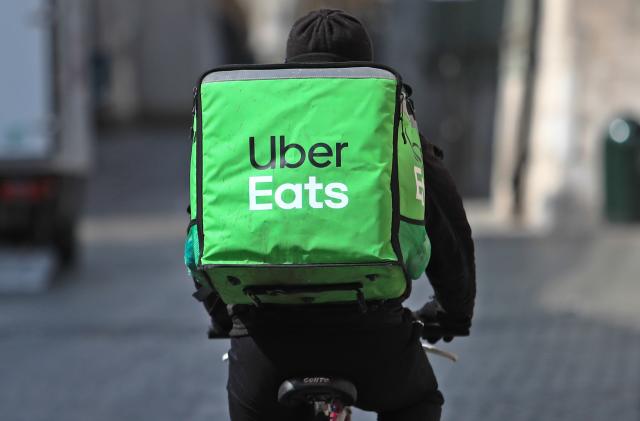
[0,0,92,267]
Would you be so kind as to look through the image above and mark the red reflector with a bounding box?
[0,179,53,202]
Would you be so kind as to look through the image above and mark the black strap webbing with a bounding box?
[192,285,214,302]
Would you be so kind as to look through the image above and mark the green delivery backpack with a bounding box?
[185,63,430,307]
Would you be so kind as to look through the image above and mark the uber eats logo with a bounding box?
[248,136,349,211]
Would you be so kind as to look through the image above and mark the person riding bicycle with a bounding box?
[189,9,475,421]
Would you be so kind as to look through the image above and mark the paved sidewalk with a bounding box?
[421,233,640,421]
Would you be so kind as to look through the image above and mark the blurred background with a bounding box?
[1,0,640,420]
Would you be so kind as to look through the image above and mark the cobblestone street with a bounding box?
[1,129,639,421]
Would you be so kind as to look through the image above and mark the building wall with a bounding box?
[135,0,224,118]
[94,0,228,122]
[523,0,577,229]
[571,0,640,222]
[496,0,640,230]
[491,0,535,222]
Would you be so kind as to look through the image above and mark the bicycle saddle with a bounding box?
[277,377,357,406]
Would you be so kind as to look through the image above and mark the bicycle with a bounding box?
[217,320,462,421]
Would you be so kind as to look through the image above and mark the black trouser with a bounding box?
[227,313,443,420]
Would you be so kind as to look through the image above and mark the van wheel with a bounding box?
[55,221,77,268]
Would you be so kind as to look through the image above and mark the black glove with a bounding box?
[414,299,471,344]
[193,280,232,338]
[207,321,231,339]
[205,295,232,338]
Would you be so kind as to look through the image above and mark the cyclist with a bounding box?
[194,9,476,421]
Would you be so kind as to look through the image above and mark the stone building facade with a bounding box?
[494,0,640,230]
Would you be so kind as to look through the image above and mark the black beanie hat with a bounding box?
[285,9,373,63]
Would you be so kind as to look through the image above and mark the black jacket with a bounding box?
[421,136,476,318]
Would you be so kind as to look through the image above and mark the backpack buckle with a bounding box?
[245,290,263,307]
